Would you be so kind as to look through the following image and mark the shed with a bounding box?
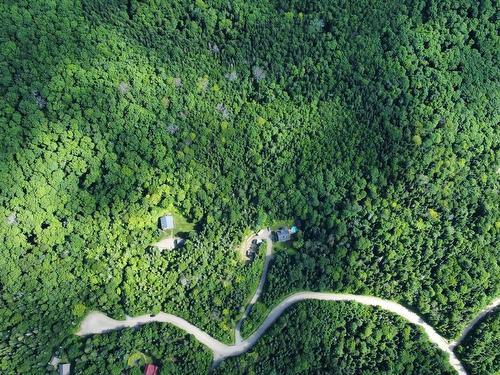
[275,227,291,242]
[174,238,185,248]
[159,215,174,230]
[144,364,159,375]
[49,356,61,368]
[59,363,71,375]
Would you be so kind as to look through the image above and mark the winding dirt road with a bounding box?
[449,297,500,349]
[234,229,272,343]
[77,230,499,375]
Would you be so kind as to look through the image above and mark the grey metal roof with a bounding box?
[59,363,71,375]
[160,215,174,230]
[276,228,291,242]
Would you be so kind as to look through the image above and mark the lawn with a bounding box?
[158,209,196,239]
[269,219,294,231]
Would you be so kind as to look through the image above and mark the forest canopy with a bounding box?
[0,0,498,373]
[216,301,456,374]
[64,323,212,375]
[455,308,500,375]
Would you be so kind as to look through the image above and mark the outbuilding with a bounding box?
[144,364,159,375]
[59,363,71,375]
[159,215,174,230]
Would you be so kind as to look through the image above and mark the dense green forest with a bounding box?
[455,308,499,375]
[0,0,498,373]
[63,323,212,374]
[216,301,455,374]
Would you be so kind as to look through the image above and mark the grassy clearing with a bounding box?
[126,351,151,367]
[171,211,195,235]
[268,219,294,230]
[236,227,257,261]
[272,241,298,255]
[158,209,196,239]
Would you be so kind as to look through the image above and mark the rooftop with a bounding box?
[159,215,174,230]
[275,227,291,242]
[144,364,159,375]
[59,363,71,375]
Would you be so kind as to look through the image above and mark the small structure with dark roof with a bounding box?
[274,227,291,242]
[159,215,174,230]
[144,364,159,375]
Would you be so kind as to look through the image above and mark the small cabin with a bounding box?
[275,227,291,242]
[59,363,71,375]
[144,364,159,375]
[159,215,174,230]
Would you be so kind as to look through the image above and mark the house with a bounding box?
[59,363,71,375]
[159,215,174,230]
[275,227,291,242]
[144,364,159,375]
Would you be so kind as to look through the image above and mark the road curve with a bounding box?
[449,297,500,349]
[234,229,273,343]
[77,311,232,359]
[77,291,486,374]
[76,229,499,375]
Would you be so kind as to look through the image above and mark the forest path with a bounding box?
[76,230,500,375]
[234,229,273,343]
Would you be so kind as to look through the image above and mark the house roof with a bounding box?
[144,364,159,375]
[277,227,290,235]
[276,227,291,241]
[159,215,174,230]
[59,363,71,375]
